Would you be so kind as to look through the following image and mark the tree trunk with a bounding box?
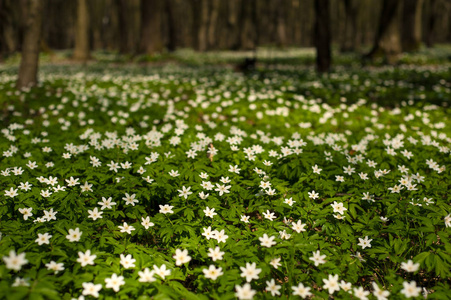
[365,0,402,64]
[165,0,178,51]
[17,0,43,89]
[239,0,256,50]
[425,0,437,47]
[276,0,287,46]
[73,0,90,61]
[314,0,331,73]
[139,0,164,54]
[207,0,220,49]
[402,0,423,52]
[341,0,361,52]
[191,0,208,51]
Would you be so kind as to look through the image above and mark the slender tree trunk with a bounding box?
[239,0,256,50]
[73,0,90,61]
[402,0,423,52]
[139,0,164,54]
[314,0,331,73]
[341,0,361,52]
[276,0,287,46]
[425,0,437,47]
[207,0,220,49]
[165,0,178,51]
[365,0,402,64]
[17,0,43,89]
[191,0,208,51]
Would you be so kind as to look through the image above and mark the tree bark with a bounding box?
[402,0,423,52]
[425,0,437,47]
[239,0,257,50]
[207,0,220,49]
[365,0,402,64]
[314,0,331,73]
[17,0,43,89]
[139,0,164,54]
[73,0,90,61]
[341,0,361,52]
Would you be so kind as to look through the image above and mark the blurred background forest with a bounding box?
[1,0,451,88]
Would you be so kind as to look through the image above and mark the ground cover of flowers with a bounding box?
[0,62,450,299]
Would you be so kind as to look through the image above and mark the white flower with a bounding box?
[240,215,250,223]
[309,250,326,266]
[159,204,174,214]
[45,261,64,274]
[372,282,390,300]
[138,268,156,283]
[77,250,96,267]
[322,274,340,294]
[87,207,103,220]
[3,250,28,271]
[98,197,116,210]
[401,260,420,272]
[308,190,319,199]
[269,257,281,269]
[235,283,256,300]
[214,229,228,243]
[353,286,370,300]
[202,226,214,240]
[292,282,312,298]
[66,228,82,242]
[35,233,52,245]
[18,207,33,220]
[141,216,155,229]
[173,249,191,266]
[444,214,451,228]
[82,282,102,298]
[118,222,135,234]
[105,273,125,292]
[5,187,19,198]
[122,193,138,206]
[266,278,281,296]
[262,210,276,221]
[312,164,322,174]
[203,207,217,218]
[153,264,171,280]
[240,262,261,282]
[284,197,295,206]
[202,265,223,280]
[208,246,224,261]
[259,234,276,248]
[331,201,347,215]
[358,236,373,249]
[178,186,193,199]
[120,254,136,269]
[400,281,422,298]
[292,220,307,233]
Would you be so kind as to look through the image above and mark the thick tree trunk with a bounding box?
[207,0,220,49]
[341,0,361,52]
[165,0,178,51]
[139,0,164,54]
[276,1,287,46]
[73,0,90,61]
[425,0,437,47]
[239,0,256,50]
[402,0,423,52]
[314,0,331,73]
[191,0,208,51]
[17,0,43,89]
[365,0,402,64]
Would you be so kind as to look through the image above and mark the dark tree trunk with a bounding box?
[191,0,208,51]
[402,0,423,52]
[164,0,178,51]
[341,0,361,52]
[139,0,164,54]
[116,0,133,53]
[365,0,402,64]
[314,0,331,73]
[239,0,257,50]
[425,0,437,47]
[17,0,43,89]
[73,0,90,61]
[207,0,220,49]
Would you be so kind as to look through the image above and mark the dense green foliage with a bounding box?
[0,52,450,299]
